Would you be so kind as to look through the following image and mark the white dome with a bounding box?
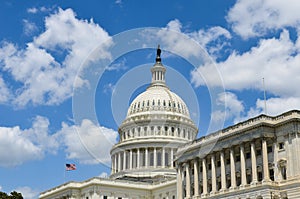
[127,85,190,118]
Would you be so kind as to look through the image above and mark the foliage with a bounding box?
[0,191,23,199]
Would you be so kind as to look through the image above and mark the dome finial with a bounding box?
[156,44,161,63]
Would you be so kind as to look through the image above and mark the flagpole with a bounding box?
[64,165,66,183]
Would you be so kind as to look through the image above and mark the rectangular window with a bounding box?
[235,155,240,162]
[246,152,251,159]
[279,142,285,150]
[267,146,273,153]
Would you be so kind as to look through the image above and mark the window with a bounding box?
[267,146,273,153]
[246,152,251,159]
[217,160,221,167]
[256,149,262,156]
[279,142,285,150]
[208,163,211,170]
[235,155,240,162]
[103,196,107,199]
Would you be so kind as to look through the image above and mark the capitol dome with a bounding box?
[127,85,190,118]
[110,46,198,181]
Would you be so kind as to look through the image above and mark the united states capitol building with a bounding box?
[40,47,300,199]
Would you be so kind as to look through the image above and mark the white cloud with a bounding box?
[211,92,244,125]
[27,6,52,14]
[0,8,112,107]
[192,30,300,97]
[153,19,231,59]
[0,75,10,103]
[227,0,300,39]
[15,186,39,199]
[192,28,300,123]
[0,116,58,167]
[57,119,118,165]
[23,20,38,36]
[99,172,109,178]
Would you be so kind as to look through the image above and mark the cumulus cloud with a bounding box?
[150,19,231,59]
[227,0,300,39]
[0,8,112,107]
[192,29,300,120]
[0,116,58,167]
[192,30,300,96]
[211,92,244,125]
[57,119,118,165]
[15,186,39,199]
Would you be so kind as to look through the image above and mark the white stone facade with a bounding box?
[176,110,300,199]
[39,48,300,199]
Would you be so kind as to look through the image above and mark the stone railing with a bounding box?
[177,110,300,153]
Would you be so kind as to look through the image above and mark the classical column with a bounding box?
[240,145,247,186]
[145,148,149,167]
[194,159,199,196]
[137,148,140,168]
[262,139,270,182]
[114,154,117,173]
[230,148,236,189]
[220,151,226,191]
[111,155,115,174]
[123,151,127,170]
[162,147,165,168]
[185,163,191,198]
[118,152,121,171]
[211,154,217,193]
[130,149,133,169]
[177,164,183,199]
[251,142,258,184]
[202,158,208,196]
[171,148,174,168]
[273,142,279,181]
[154,147,157,168]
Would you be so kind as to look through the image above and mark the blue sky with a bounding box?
[1,0,300,198]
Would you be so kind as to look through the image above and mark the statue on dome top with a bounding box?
[156,45,161,62]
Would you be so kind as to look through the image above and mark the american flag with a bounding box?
[66,163,76,171]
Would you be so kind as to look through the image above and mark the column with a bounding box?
[130,149,133,169]
[154,147,157,168]
[111,155,115,174]
[251,142,258,184]
[145,148,149,167]
[118,152,121,172]
[273,142,279,181]
[220,151,226,191]
[123,151,127,170]
[202,158,208,196]
[240,145,247,186]
[194,159,199,196]
[185,163,191,198]
[230,148,236,189]
[114,154,117,173]
[177,164,183,199]
[171,148,174,168]
[211,154,217,193]
[137,148,140,168]
[262,139,270,182]
[162,148,165,168]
